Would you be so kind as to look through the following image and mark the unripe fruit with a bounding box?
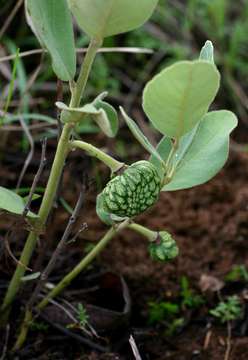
[149,231,179,262]
[97,161,161,220]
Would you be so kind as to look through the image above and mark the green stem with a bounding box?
[36,221,129,311]
[0,123,72,314]
[13,222,128,350]
[12,309,32,352]
[71,140,125,173]
[165,139,178,170]
[128,223,157,242]
[0,37,102,320]
[70,37,102,108]
[163,139,179,185]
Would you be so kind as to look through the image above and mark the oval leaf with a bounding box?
[162,110,238,191]
[68,0,158,38]
[143,60,220,139]
[25,0,76,81]
[0,187,37,218]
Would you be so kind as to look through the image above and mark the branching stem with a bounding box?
[70,38,103,108]
[13,185,86,351]
[0,123,72,318]
[0,37,102,322]
[128,223,157,242]
[71,140,125,173]
[13,220,129,350]
[36,220,129,311]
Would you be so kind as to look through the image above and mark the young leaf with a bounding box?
[162,110,238,191]
[149,137,172,178]
[120,107,165,166]
[0,187,37,218]
[57,99,118,137]
[143,60,220,139]
[56,102,100,123]
[68,0,159,38]
[92,100,119,138]
[171,124,200,169]
[56,102,99,114]
[25,0,76,81]
[199,40,215,63]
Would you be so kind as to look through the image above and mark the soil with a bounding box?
[1,134,248,360]
[1,0,248,357]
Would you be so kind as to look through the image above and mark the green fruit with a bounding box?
[149,231,179,262]
[97,161,161,222]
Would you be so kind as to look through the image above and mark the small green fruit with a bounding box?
[149,231,179,262]
[97,160,161,222]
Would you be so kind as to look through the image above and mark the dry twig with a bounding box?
[0,47,154,63]
[129,335,143,360]
[22,138,47,217]
[0,0,24,40]
[16,116,35,190]
[224,322,232,360]
[27,180,87,310]
[0,324,10,360]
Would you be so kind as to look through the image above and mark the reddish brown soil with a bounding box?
[1,141,248,359]
[99,151,248,360]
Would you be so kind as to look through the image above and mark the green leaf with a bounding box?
[171,124,199,169]
[23,193,41,202]
[58,97,118,137]
[56,102,100,114]
[0,187,37,218]
[143,60,220,139]
[25,0,76,81]
[120,107,165,166]
[57,102,100,123]
[162,110,238,191]
[68,0,159,38]
[149,137,172,178]
[96,193,114,225]
[92,100,119,138]
[210,296,242,323]
[199,40,215,63]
